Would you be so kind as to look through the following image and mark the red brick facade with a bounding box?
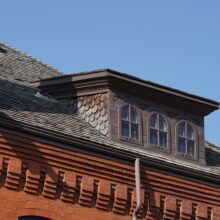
[0,131,220,220]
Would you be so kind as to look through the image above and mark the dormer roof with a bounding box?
[33,69,219,116]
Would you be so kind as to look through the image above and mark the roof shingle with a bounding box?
[0,42,63,83]
[0,42,219,179]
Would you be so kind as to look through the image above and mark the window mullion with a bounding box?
[158,115,160,146]
[185,123,187,154]
[128,105,131,121]
[128,106,130,138]
[157,114,159,129]
[158,129,160,146]
[129,122,131,138]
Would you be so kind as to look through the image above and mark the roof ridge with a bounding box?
[0,42,65,76]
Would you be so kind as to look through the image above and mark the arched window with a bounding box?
[19,217,50,220]
[177,122,195,156]
[121,105,139,140]
[149,113,167,147]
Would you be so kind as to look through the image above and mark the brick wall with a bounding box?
[0,131,219,220]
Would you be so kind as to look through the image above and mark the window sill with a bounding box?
[177,152,197,161]
[147,144,170,153]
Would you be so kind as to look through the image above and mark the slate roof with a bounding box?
[0,42,220,179]
[0,42,63,83]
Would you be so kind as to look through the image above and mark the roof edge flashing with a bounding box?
[33,68,219,115]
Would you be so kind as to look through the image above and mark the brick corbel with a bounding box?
[78,175,94,206]
[130,188,146,217]
[42,168,58,199]
[180,200,192,220]
[5,158,22,190]
[61,171,77,203]
[212,207,220,220]
[0,156,3,174]
[95,179,111,210]
[145,191,161,219]
[196,204,208,219]
[24,162,41,194]
[112,184,128,214]
[163,196,177,220]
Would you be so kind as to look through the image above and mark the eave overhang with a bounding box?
[33,69,219,116]
[0,117,220,188]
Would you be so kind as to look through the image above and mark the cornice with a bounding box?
[33,69,219,116]
[0,117,220,188]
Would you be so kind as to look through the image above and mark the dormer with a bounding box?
[33,69,219,166]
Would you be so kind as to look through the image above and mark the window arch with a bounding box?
[177,122,195,156]
[19,217,50,220]
[121,105,139,140]
[149,113,167,147]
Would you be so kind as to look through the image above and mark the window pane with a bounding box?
[121,121,129,137]
[187,140,195,156]
[150,114,157,128]
[187,124,194,139]
[178,137,186,153]
[159,115,166,131]
[150,129,158,145]
[130,107,138,122]
[159,132,167,147]
[121,105,129,120]
[131,123,139,139]
[178,122,185,137]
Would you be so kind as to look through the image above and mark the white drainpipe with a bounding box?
[132,158,142,220]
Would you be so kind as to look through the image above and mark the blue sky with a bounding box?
[1,0,220,145]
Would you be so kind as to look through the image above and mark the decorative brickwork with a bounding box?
[5,158,22,190]
[95,179,111,210]
[130,189,147,218]
[0,131,220,220]
[78,175,95,206]
[112,184,128,214]
[64,93,109,135]
[42,170,58,199]
[180,200,192,220]
[61,171,77,203]
[24,162,41,194]
[163,196,177,219]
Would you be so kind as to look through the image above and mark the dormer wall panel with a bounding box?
[62,93,109,136]
[36,69,219,166]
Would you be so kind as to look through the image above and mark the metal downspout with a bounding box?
[132,158,142,220]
